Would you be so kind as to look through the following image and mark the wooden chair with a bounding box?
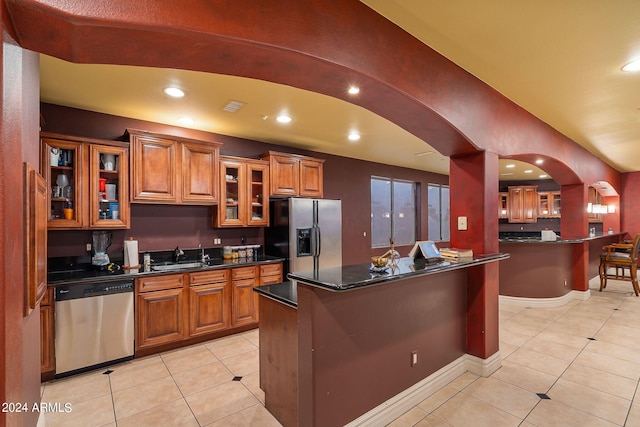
[599,234,640,296]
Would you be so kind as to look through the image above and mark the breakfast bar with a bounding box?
[255,254,508,426]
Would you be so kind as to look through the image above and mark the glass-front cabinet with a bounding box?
[42,138,85,229]
[89,144,129,228]
[215,156,270,227]
[41,133,130,230]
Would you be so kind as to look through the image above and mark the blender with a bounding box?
[92,231,112,269]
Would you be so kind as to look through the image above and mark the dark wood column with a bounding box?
[449,151,500,359]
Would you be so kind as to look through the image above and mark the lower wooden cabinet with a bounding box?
[135,262,282,355]
[136,274,187,351]
[189,269,230,336]
[40,287,55,377]
[232,266,259,326]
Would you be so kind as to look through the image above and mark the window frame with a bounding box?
[370,176,417,248]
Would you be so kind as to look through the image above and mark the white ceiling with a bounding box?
[39,1,640,181]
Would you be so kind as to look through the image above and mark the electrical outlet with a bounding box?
[86,243,92,252]
[411,350,418,367]
[213,238,221,245]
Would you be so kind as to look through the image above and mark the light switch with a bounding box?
[457,216,468,231]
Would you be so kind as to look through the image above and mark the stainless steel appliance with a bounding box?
[265,198,342,274]
[54,278,134,377]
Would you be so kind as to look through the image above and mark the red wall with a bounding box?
[621,172,640,238]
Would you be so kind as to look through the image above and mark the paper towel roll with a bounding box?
[124,238,139,267]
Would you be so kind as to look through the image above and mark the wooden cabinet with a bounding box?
[507,186,538,223]
[135,262,282,355]
[89,144,130,228]
[538,191,561,218]
[40,287,55,377]
[259,263,283,286]
[128,129,221,205]
[215,156,269,227]
[136,274,187,351]
[41,133,130,229]
[24,163,48,316]
[261,151,324,197]
[498,192,508,219]
[231,266,260,326]
[189,269,230,336]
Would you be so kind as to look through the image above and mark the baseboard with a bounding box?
[345,352,501,426]
[499,289,590,308]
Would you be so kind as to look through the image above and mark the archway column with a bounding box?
[450,151,499,359]
[560,184,590,292]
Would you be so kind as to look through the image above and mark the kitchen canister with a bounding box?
[105,184,117,200]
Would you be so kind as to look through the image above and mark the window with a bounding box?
[428,184,450,241]
[371,177,416,247]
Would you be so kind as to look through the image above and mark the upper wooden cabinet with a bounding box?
[260,151,324,197]
[41,133,130,229]
[498,192,508,219]
[507,185,538,223]
[24,163,47,316]
[538,191,561,218]
[215,156,270,227]
[127,129,221,205]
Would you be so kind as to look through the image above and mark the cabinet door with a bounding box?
[508,186,537,223]
[40,299,55,374]
[89,144,130,228]
[269,154,299,196]
[551,192,561,217]
[189,283,229,336]
[24,164,48,316]
[217,159,246,227]
[182,141,219,204]
[41,138,85,228]
[231,278,259,326]
[136,288,187,350]
[522,186,538,222]
[538,192,550,217]
[246,161,270,226]
[131,133,178,203]
[299,159,324,197]
[498,192,508,219]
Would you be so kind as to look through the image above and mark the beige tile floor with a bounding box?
[42,278,640,426]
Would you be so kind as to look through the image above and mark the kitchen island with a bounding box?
[255,254,508,427]
[499,233,625,305]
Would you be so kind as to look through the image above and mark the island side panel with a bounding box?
[258,296,298,427]
[499,242,575,298]
[297,270,467,427]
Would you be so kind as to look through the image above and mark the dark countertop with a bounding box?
[254,254,509,306]
[47,256,284,286]
[499,232,625,244]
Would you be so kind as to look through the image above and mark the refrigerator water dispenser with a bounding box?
[297,228,312,256]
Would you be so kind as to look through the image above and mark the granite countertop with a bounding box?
[499,232,625,244]
[47,256,284,285]
[254,255,508,306]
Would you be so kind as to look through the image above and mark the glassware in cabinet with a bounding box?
[90,145,129,228]
[247,162,269,226]
[219,161,244,226]
[42,139,84,229]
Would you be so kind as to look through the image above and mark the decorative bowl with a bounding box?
[371,256,388,268]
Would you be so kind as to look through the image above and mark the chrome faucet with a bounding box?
[199,244,210,263]
[173,246,185,263]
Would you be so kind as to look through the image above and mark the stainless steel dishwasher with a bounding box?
[54,279,134,377]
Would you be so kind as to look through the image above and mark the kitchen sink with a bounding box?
[151,262,204,272]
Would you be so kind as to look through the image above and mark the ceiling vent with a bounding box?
[222,100,246,112]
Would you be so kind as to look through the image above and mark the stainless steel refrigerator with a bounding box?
[265,198,342,274]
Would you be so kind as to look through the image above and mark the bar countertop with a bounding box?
[254,254,509,307]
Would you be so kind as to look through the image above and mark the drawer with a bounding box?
[190,269,229,286]
[260,263,282,278]
[137,273,184,292]
[231,265,257,281]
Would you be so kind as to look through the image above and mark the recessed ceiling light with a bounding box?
[178,116,194,125]
[622,59,640,72]
[539,174,548,178]
[348,132,361,141]
[500,172,514,176]
[415,151,434,157]
[505,164,515,168]
[524,169,533,173]
[276,115,292,124]
[535,159,544,165]
[164,87,185,98]
[348,86,360,95]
